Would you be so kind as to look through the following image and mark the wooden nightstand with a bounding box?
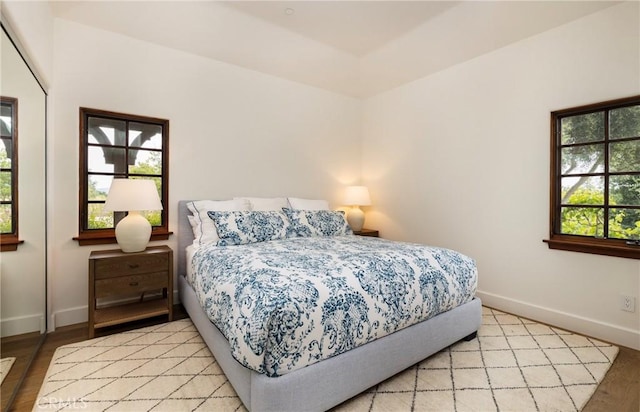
[354,228,379,237]
[88,245,173,338]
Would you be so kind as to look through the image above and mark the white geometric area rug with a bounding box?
[1,357,16,385]
[33,307,618,412]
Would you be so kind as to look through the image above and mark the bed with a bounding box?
[177,200,482,411]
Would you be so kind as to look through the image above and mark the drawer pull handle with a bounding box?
[129,264,139,269]
[129,281,139,287]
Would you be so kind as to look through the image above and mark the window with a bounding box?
[75,108,170,245]
[0,97,20,251]
[546,95,640,259]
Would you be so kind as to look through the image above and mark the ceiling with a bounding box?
[49,1,619,98]
[224,1,459,57]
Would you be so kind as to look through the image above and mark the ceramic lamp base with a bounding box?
[115,211,151,253]
[347,206,365,232]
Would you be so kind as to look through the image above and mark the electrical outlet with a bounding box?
[620,295,636,313]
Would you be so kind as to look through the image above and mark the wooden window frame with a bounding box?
[544,95,640,259]
[0,96,22,251]
[74,108,171,246]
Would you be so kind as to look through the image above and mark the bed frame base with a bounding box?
[463,331,478,341]
[180,275,481,412]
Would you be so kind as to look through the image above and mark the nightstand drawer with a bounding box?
[95,272,167,299]
[94,253,169,279]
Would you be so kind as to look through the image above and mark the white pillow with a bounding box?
[234,197,290,211]
[187,199,251,246]
[287,197,330,211]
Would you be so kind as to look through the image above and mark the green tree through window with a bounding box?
[547,95,640,259]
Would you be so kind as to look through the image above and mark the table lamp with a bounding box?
[344,185,371,232]
[103,179,163,253]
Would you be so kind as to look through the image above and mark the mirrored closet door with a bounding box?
[0,21,47,411]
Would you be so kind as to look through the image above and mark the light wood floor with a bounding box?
[5,305,640,412]
[1,332,45,411]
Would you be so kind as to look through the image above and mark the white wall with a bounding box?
[49,19,362,328]
[362,2,640,349]
[1,1,53,87]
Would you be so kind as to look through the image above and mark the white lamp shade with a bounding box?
[103,179,162,253]
[103,179,163,212]
[344,185,371,206]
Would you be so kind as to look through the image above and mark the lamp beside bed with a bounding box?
[344,185,371,232]
[103,179,163,253]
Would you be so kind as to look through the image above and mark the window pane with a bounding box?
[88,146,127,173]
[609,208,640,240]
[140,210,162,227]
[0,138,11,166]
[0,118,9,137]
[88,117,126,146]
[609,140,640,173]
[560,144,604,174]
[130,175,163,225]
[88,175,112,202]
[609,175,640,206]
[561,176,604,205]
[0,102,12,138]
[0,171,12,201]
[560,112,604,144]
[561,206,604,237]
[129,122,162,149]
[87,203,114,229]
[128,150,162,175]
[0,203,11,234]
[610,105,640,140]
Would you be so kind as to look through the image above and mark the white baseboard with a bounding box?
[51,305,87,329]
[49,289,639,350]
[1,313,45,337]
[52,289,182,330]
[476,290,640,350]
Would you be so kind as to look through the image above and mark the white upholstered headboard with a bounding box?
[177,200,194,278]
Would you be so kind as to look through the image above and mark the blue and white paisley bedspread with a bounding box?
[189,236,477,377]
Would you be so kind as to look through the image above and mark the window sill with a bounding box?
[0,237,25,252]
[74,230,172,246]
[544,237,640,259]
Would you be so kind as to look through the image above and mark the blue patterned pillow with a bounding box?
[207,210,293,246]
[283,208,353,237]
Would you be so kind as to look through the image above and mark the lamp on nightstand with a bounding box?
[344,185,371,232]
[103,179,163,253]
